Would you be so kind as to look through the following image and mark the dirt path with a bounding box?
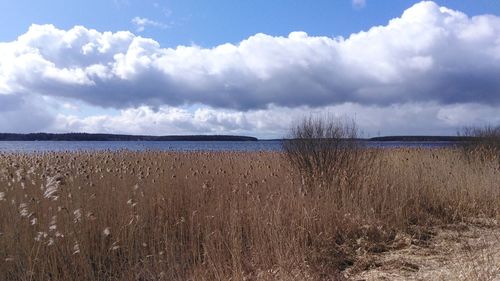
[347,220,500,281]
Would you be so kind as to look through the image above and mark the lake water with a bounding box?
[0,140,459,152]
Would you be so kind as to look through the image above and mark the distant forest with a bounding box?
[368,136,474,142]
[0,133,481,142]
[0,133,258,141]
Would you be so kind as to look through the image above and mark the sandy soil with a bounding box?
[347,220,500,281]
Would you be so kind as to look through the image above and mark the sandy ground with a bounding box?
[347,219,500,281]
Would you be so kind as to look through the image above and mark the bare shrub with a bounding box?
[458,124,500,163]
[282,116,372,198]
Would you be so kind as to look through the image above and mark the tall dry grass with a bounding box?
[0,149,498,280]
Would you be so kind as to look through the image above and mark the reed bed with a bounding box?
[0,149,498,280]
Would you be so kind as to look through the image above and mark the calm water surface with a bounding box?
[0,141,458,152]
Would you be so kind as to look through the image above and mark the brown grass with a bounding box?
[0,149,498,280]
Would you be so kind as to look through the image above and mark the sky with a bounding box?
[0,0,499,138]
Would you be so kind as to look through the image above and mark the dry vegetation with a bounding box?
[0,144,498,280]
[459,125,500,166]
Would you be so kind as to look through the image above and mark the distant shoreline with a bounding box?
[0,133,479,142]
[0,133,258,142]
[367,136,474,142]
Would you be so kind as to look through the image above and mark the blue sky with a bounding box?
[1,0,499,47]
[0,0,499,137]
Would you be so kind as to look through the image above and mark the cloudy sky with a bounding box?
[0,0,499,138]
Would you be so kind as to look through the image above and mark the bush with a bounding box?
[282,116,371,197]
[458,125,500,163]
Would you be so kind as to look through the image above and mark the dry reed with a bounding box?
[0,149,498,280]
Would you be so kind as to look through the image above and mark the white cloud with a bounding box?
[131,17,169,32]
[0,94,54,133]
[0,1,499,136]
[2,2,500,110]
[352,0,366,9]
[52,102,500,138]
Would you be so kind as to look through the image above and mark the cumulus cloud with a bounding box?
[131,17,168,32]
[52,102,500,138]
[0,1,499,136]
[0,94,54,133]
[2,1,500,110]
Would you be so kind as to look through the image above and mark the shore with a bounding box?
[0,149,498,280]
